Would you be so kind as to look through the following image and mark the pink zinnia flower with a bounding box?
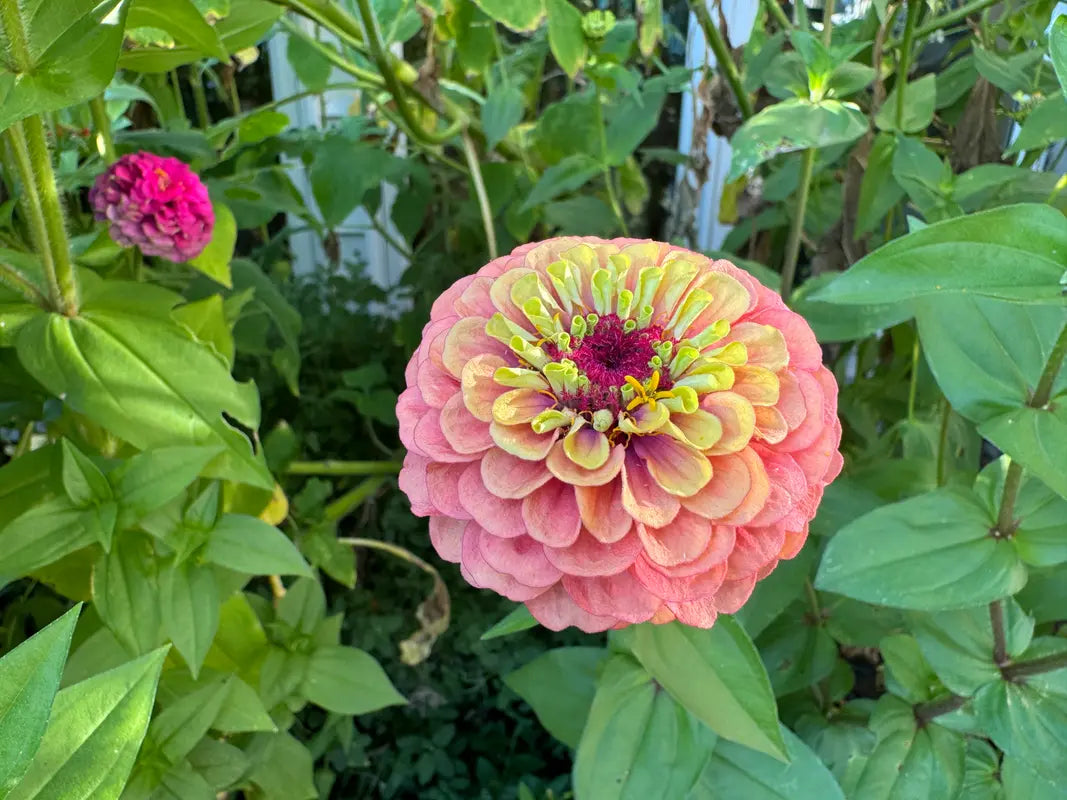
[397,238,842,632]
[89,151,214,263]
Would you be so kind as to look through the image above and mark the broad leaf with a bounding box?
[471,0,545,31]
[980,406,1067,502]
[127,0,227,60]
[1005,92,1067,155]
[757,610,837,697]
[8,648,167,800]
[616,619,787,760]
[696,725,846,799]
[874,75,937,133]
[202,515,312,577]
[815,489,1027,610]
[276,576,326,638]
[1052,15,1067,96]
[160,560,219,677]
[112,446,224,529]
[60,440,112,508]
[480,604,538,640]
[212,677,275,734]
[573,655,713,800]
[521,154,603,210]
[0,0,131,132]
[188,203,236,288]
[0,497,99,578]
[482,85,524,151]
[300,646,406,715]
[728,98,867,181]
[854,131,905,237]
[792,272,910,342]
[812,204,1067,305]
[547,0,586,76]
[15,281,271,489]
[505,647,607,748]
[880,634,941,703]
[93,534,161,656]
[148,677,231,764]
[245,731,317,800]
[0,606,81,795]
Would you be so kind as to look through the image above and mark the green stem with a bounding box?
[189,66,211,129]
[822,0,836,45]
[781,147,816,302]
[0,260,47,306]
[280,16,384,87]
[88,95,117,164]
[353,0,463,145]
[990,600,1008,667]
[1031,323,1067,409]
[914,693,967,725]
[690,0,754,119]
[935,402,952,487]
[0,0,31,71]
[462,132,498,259]
[593,88,630,236]
[762,0,793,32]
[168,70,186,119]
[804,579,823,625]
[324,477,388,521]
[338,536,442,583]
[1,127,59,303]
[888,0,1001,49]
[896,0,923,130]
[12,422,35,458]
[907,332,920,422]
[1003,650,1067,681]
[287,459,402,477]
[271,0,367,51]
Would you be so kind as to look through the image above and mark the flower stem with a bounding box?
[896,0,924,130]
[89,95,117,164]
[990,599,1008,667]
[762,0,793,32]
[822,0,836,45]
[0,259,47,306]
[188,66,211,129]
[887,0,1000,49]
[324,477,388,521]
[781,147,816,302]
[593,88,630,236]
[286,459,402,477]
[690,0,753,119]
[906,331,921,422]
[279,16,384,87]
[462,131,498,259]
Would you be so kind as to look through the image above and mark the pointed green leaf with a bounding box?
[482,85,525,150]
[1051,15,1067,96]
[0,606,81,795]
[0,497,98,578]
[874,75,937,133]
[301,645,406,715]
[212,677,275,734]
[160,560,219,677]
[7,647,167,800]
[245,732,317,800]
[471,0,545,31]
[480,604,538,640]
[202,515,312,577]
[60,440,112,508]
[505,647,607,748]
[148,677,231,764]
[112,446,224,529]
[127,0,228,60]
[188,203,236,288]
[980,406,1067,503]
[547,0,586,76]
[93,534,161,656]
[276,577,326,637]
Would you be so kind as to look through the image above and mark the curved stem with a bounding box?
[887,0,1000,49]
[896,0,924,130]
[0,260,48,306]
[690,0,753,119]
[907,332,920,422]
[762,0,793,32]
[280,16,384,87]
[89,95,117,163]
[781,147,816,302]
[286,459,402,476]
[462,132,497,258]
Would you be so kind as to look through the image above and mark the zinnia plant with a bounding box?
[89,150,215,263]
[397,237,842,631]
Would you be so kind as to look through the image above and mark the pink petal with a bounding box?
[398,453,433,516]
[442,317,507,378]
[417,359,459,409]
[562,570,660,623]
[718,447,772,526]
[754,405,789,444]
[575,480,633,543]
[543,527,643,577]
[546,441,626,486]
[777,370,826,452]
[779,524,809,560]
[457,463,526,538]
[425,462,473,519]
[490,422,559,461]
[414,407,480,463]
[702,391,756,456]
[637,509,713,568]
[792,417,840,487]
[631,556,727,602]
[621,450,681,528]
[461,354,510,422]
[429,516,467,563]
[666,597,719,628]
[481,447,553,499]
[681,452,751,521]
[718,322,789,371]
[746,448,806,528]
[712,574,758,613]
[477,530,561,587]
[631,435,712,498]
[746,307,821,371]
[461,528,551,602]
[453,276,498,318]
[397,386,429,457]
[431,275,475,320]
[525,583,616,633]
[726,526,786,580]
[439,394,494,455]
[521,479,582,547]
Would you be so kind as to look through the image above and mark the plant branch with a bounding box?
[781,147,816,302]
[324,477,389,521]
[888,0,1001,49]
[287,459,402,476]
[0,260,48,306]
[822,0,836,45]
[188,66,212,129]
[990,600,1008,667]
[1003,650,1067,682]
[907,332,920,421]
[1031,323,1067,409]
[462,131,498,259]
[691,1,753,119]
[914,693,967,725]
[279,16,384,87]
[896,0,923,130]
[88,95,117,164]
[762,0,793,32]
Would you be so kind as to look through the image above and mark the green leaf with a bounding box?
[0,496,99,578]
[60,439,112,508]
[128,0,227,60]
[604,80,669,166]
[727,98,868,182]
[909,601,1033,695]
[285,31,332,93]
[148,677,232,764]
[93,534,161,656]
[547,0,586,77]
[202,592,269,680]
[880,634,941,703]
[245,732,317,800]
[231,259,301,397]
[1051,16,1067,96]
[636,0,662,57]
[301,645,406,715]
[891,136,953,217]
[188,203,236,288]
[757,609,838,697]
[15,284,271,489]
[480,604,538,640]
[734,544,815,639]
[874,75,937,133]
[975,458,1067,566]
[815,489,1027,610]
[1002,753,1062,799]
[521,154,603,211]
[1005,93,1067,155]
[276,576,325,637]
[616,619,787,760]
[471,0,545,31]
[7,647,167,800]
[573,655,713,800]
[160,560,219,677]
[973,640,1067,785]
[792,272,910,343]
[915,296,1067,424]
[974,46,1043,94]
[960,739,1002,800]
[203,515,312,577]
[505,647,607,748]
[980,405,1067,502]
[696,725,846,799]
[853,695,965,800]
[794,709,877,796]
[854,131,905,237]
[481,85,524,151]
[173,295,236,366]
[112,446,224,529]
[186,737,251,792]
[0,0,131,132]
[212,676,275,734]
[827,61,876,98]
[811,204,1067,305]
[0,606,81,796]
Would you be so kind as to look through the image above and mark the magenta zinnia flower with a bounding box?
[397,238,842,632]
[89,151,214,263]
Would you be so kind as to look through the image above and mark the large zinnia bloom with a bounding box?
[89,151,214,263]
[397,238,842,632]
